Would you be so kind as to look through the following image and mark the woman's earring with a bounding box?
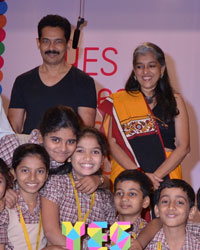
[160,74,163,79]
[134,75,137,81]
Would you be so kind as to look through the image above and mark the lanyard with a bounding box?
[157,241,162,250]
[69,172,95,222]
[132,220,144,239]
[17,204,42,250]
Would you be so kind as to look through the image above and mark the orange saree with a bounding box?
[99,90,181,184]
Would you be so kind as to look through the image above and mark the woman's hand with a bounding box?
[153,94,190,179]
[5,189,18,208]
[145,173,163,190]
[75,175,101,194]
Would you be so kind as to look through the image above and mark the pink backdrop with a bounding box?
[1,0,200,191]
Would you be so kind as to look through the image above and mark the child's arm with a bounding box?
[42,246,66,250]
[75,175,110,194]
[5,189,18,209]
[41,197,66,247]
[135,218,162,248]
[0,244,5,250]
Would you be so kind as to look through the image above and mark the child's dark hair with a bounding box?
[114,169,152,198]
[50,127,110,175]
[76,127,110,158]
[154,179,195,208]
[12,144,50,172]
[0,158,13,189]
[197,187,200,212]
[38,105,82,138]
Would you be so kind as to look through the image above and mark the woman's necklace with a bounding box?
[142,92,156,104]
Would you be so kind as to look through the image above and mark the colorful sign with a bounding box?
[62,221,131,250]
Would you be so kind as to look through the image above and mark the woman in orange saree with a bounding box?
[99,42,190,190]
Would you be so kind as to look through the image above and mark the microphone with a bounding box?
[72,28,80,49]
[72,17,84,49]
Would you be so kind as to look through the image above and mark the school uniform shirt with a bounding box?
[40,170,116,225]
[186,221,200,240]
[0,129,62,169]
[145,227,200,250]
[0,209,8,245]
[0,192,46,249]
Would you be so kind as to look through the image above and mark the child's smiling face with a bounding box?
[155,187,195,229]
[41,127,77,163]
[114,180,150,222]
[15,154,48,197]
[71,134,103,179]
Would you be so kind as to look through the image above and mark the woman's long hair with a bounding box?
[125,42,179,122]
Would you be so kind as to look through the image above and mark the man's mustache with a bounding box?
[45,50,60,55]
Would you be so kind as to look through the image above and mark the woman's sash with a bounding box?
[99,90,181,183]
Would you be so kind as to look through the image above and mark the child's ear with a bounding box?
[188,206,197,220]
[160,65,166,78]
[10,168,16,181]
[154,204,160,218]
[45,172,48,181]
[142,196,150,209]
[67,39,72,50]
[37,130,43,144]
[101,156,105,166]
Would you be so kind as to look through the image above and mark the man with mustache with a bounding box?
[8,15,97,134]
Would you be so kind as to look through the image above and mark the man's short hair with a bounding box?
[197,187,200,212]
[114,169,152,198]
[154,179,195,208]
[38,14,71,42]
